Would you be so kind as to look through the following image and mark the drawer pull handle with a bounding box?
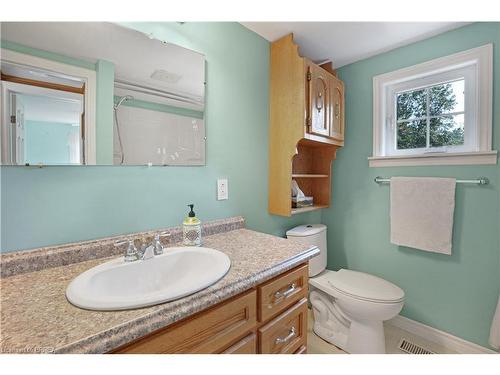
[275,327,296,345]
[274,283,296,302]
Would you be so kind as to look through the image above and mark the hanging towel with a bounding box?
[390,177,456,255]
[489,296,500,350]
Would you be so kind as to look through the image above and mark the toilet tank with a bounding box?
[286,224,327,277]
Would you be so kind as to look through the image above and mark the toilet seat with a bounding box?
[310,269,405,304]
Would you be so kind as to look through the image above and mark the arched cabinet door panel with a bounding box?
[307,64,331,137]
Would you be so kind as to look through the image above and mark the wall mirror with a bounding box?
[0,22,206,166]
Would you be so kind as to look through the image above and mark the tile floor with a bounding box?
[306,309,457,354]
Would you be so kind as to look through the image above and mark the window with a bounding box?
[370,44,495,167]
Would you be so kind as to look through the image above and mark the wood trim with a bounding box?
[294,345,307,354]
[221,333,257,354]
[319,61,337,77]
[268,34,306,217]
[1,73,85,94]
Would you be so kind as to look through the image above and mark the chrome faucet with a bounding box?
[115,232,171,262]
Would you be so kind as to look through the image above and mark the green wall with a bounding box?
[323,22,500,348]
[0,22,320,253]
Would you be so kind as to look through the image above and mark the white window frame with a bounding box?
[0,48,97,165]
[370,44,496,167]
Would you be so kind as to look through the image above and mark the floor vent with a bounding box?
[398,338,435,354]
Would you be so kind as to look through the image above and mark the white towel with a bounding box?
[390,177,456,255]
[489,296,500,349]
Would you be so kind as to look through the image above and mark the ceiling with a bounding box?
[241,22,469,67]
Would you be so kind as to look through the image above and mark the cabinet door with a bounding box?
[329,76,345,141]
[112,289,256,354]
[307,64,330,137]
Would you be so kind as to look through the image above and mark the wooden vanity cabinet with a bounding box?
[111,263,309,354]
[269,33,345,217]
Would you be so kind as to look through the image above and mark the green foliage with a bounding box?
[396,82,464,149]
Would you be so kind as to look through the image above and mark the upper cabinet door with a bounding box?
[329,76,344,141]
[306,64,330,137]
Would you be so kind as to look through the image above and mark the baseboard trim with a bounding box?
[387,315,497,354]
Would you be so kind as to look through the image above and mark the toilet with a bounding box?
[286,224,405,354]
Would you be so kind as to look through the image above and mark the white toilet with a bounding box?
[286,224,405,354]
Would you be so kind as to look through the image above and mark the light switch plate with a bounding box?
[217,178,228,200]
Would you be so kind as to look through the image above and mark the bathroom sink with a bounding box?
[66,247,231,311]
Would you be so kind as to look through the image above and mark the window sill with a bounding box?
[368,151,497,167]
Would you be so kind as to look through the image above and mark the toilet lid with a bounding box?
[327,269,405,303]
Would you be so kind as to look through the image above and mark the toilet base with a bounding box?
[346,319,386,354]
[310,289,389,354]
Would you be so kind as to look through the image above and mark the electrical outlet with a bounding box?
[217,178,228,200]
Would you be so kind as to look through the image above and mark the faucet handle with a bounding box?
[115,239,138,262]
[153,231,171,255]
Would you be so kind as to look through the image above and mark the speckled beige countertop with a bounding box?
[0,228,318,354]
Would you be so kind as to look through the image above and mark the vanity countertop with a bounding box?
[0,228,318,354]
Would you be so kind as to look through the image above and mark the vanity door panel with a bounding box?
[329,76,345,142]
[112,289,256,354]
[307,63,331,137]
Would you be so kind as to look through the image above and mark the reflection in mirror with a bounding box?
[0,22,206,166]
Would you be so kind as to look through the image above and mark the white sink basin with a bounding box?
[66,247,231,311]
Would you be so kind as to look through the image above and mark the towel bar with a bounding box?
[374,176,489,185]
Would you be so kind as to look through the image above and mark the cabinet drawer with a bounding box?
[258,263,308,322]
[221,333,257,354]
[258,298,308,354]
[113,289,256,354]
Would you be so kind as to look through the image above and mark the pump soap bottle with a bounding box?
[183,204,202,246]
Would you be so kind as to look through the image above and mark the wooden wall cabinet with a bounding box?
[269,34,345,217]
[112,263,309,354]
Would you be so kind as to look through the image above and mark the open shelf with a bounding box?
[289,139,337,215]
[291,204,329,215]
[292,174,329,178]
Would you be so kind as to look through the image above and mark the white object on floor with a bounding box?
[489,296,500,349]
[390,176,456,255]
[286,224,405,354]
[310,270,405,354]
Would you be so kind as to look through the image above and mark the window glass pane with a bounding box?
[430,114,464,147]
[429,80,464,116]
[397,120,427,149]
[396,88,427,120]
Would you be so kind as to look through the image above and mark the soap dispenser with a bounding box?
[183,204,202,246]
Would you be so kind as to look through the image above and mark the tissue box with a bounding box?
[292,196,314,208]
